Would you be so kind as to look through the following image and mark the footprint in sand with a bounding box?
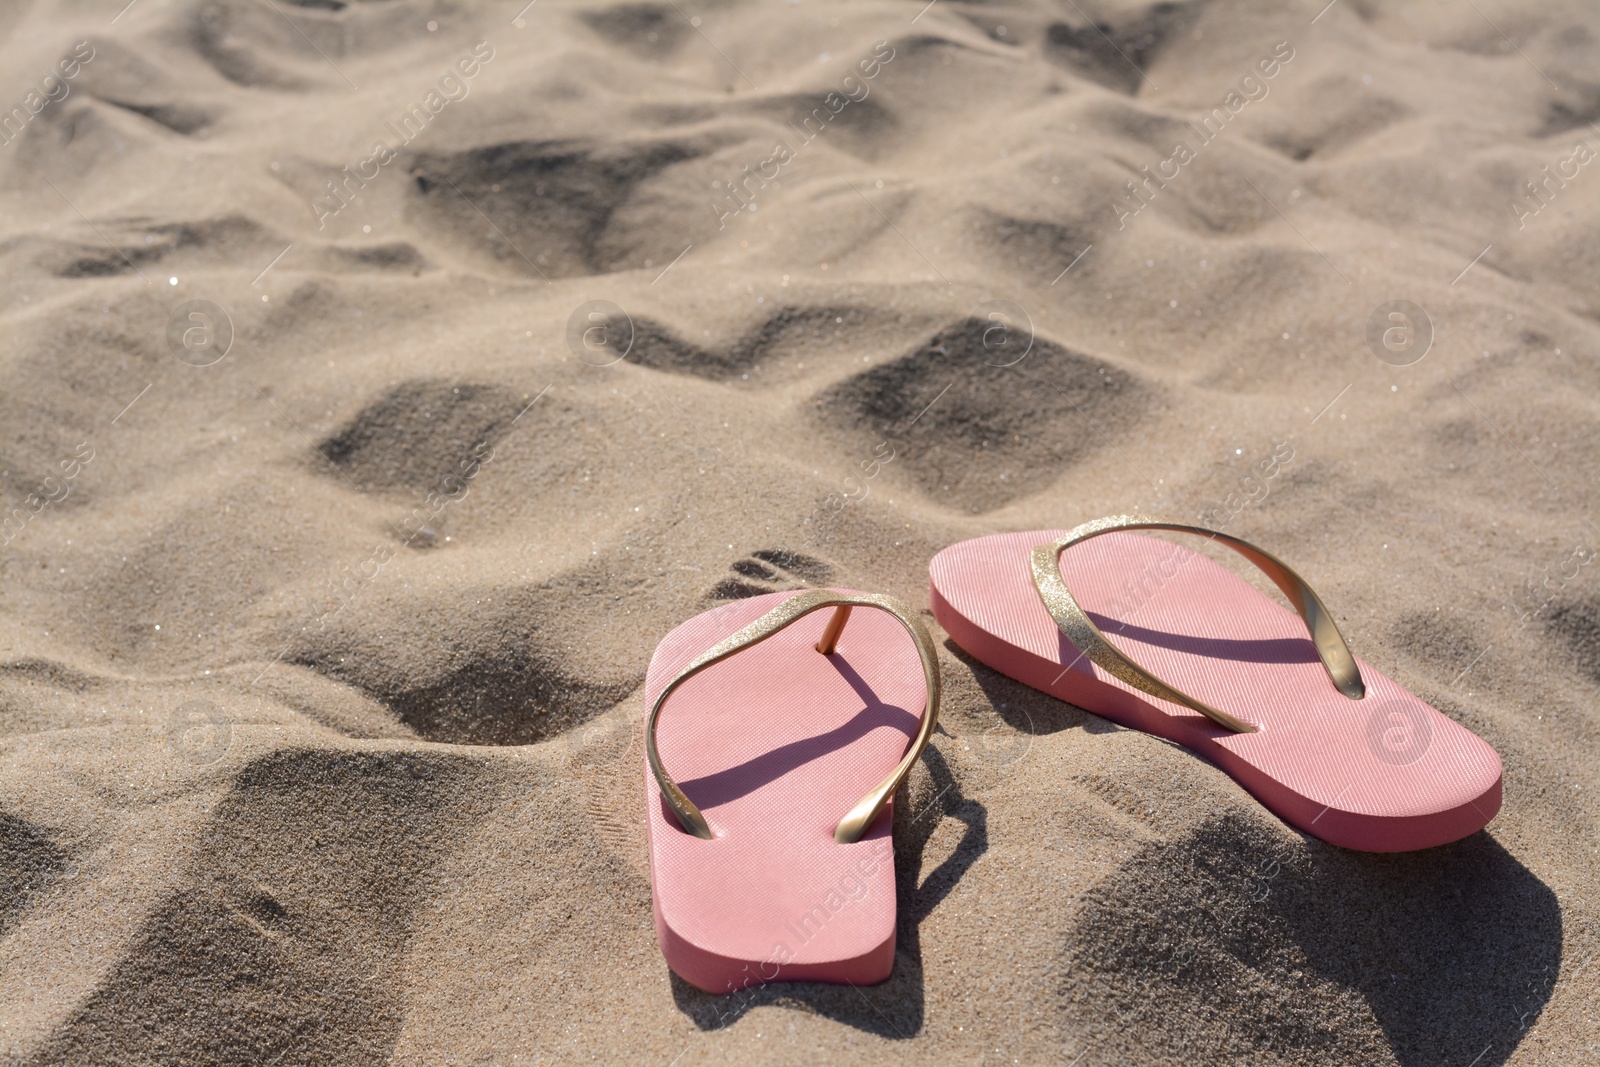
[707,548,833,601]
[813,318,1152,514]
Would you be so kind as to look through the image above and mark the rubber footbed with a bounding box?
[644,590,928,991]
[930,531,1502,852]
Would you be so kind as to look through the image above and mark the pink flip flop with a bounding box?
[644,588,939,994]
[930,516,1502,852]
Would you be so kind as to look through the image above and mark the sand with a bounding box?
[1,0,1597,1063]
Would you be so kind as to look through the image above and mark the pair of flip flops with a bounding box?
[643,517,1503,994]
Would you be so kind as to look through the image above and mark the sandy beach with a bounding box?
[1,0,1598,1063]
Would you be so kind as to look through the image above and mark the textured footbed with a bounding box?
[644,590,927,993]
[930,531,1502,852]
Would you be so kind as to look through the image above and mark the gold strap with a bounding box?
[1030,516,1365,734]
[646,589,941,843]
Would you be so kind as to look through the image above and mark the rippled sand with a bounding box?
[1,1,1596,1063]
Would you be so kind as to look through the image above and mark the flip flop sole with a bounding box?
[931,531,1502,852]
[645,590,926,993]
